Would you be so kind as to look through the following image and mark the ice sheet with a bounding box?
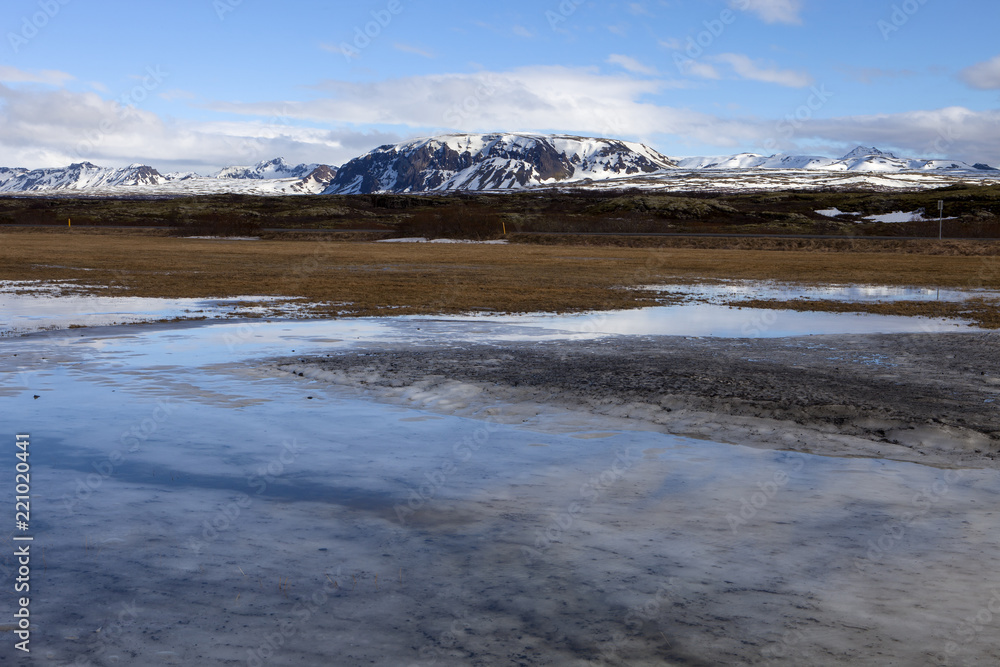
[1,312,999,664]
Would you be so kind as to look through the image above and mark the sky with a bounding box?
[2,0,1000,173]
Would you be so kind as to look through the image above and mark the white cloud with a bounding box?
[0,66,74,86]
[0,83,390,172]
[3,67,999,173]
[801,107,1000,164]
[960,55,1000,90]
[712,53,813,87]
[212,67,699,139]
[159,89,197,102]
[678,60,722,80]
[394,43,435,59]
[607,54,658,76]
[658,38,683,50]
[320,43,357,59]
[512,25,534,38]
[730,0,804,25]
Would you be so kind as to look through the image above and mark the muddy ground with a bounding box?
[276,332,1000,470]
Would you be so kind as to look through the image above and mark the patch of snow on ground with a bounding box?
[183,236,261,241]
[864,211,960,223]
[816,208,860,218]
[376,237,508,244]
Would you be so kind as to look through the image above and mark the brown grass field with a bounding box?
[2,231,999,325]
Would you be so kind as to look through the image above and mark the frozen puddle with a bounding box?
[641,279,1000,304]
[0,281,320,338]
[1,310,999,665]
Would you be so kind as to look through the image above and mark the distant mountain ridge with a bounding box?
[322,133,678,194]
[0,158,337,195]
[0,162,168,192]
[214,158,320,180]
[676,146,991,174]
[0,140,995,195]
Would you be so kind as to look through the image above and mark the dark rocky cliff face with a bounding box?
[323,134,677,194]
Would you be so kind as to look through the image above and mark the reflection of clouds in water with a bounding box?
[640,280,1000,304]
[510,305,973,337]
[2,304,1000,664]
[0,277,984,343]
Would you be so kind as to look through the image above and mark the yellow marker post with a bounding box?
[68,218,71,227]
[502,221,506,235]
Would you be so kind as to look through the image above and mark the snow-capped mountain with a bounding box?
[289,165,338,194]
[323,133,678,194]
[0,143,995,196]
[842,146,898,160]
[0,162,168,192]
[0,159,337,195]
[678,146,991,174]
[676,153,835,170]
[214,158,321,180]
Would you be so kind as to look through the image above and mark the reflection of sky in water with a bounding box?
[2,282,999,666]
[0,287,304,337]
[640,280,1000,304]
[20,305,972,372]
[0,278,984,343]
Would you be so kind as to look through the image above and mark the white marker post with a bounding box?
[938,200,944,240]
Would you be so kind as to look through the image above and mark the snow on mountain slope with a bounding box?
[322,133,678,194]
[0,143,996,197]
[0,159,337,196]
[676,153,836,170]
[842,146,899,160]
[289,165,338,194]
[0,162,168,192]
[214,157,321,180]
[680,146,989,174]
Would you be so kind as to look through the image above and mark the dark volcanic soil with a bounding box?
[277,332,1000,469]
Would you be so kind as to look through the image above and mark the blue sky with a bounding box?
[2,0,1000,172]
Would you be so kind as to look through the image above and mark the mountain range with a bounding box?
[1,134,996,196]
[0,158,337,196]
[322,134,677,194]
[676,145,995,173]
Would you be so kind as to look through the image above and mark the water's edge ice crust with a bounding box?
[2,319,999,666]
